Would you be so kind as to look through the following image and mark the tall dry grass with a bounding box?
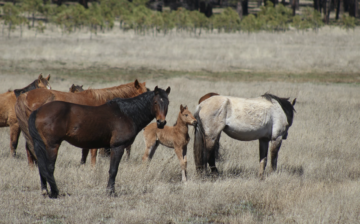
[0,76,359,223]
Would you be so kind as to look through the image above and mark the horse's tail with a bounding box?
[193,106,207,173]
[29,110,56,190]
[15,95,37,161]
[28,111,46,166]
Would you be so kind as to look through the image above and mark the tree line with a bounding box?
[0,0,358,37]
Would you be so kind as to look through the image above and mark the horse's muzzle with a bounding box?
[157,120,166,129]
[192,120,198,126]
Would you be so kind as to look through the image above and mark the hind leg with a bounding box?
[26,142,37,169]
[142,134,159,162]
[36,144,60,198]
[270,137,282,172]
[208,135,220,175]
[258,138,269,179]
[174,145,187,182]
[9,123,21,157]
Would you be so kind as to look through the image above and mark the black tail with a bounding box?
[28,111,52,184]
[193,108,207,173]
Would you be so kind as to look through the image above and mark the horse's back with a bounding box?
[198,95,287,141]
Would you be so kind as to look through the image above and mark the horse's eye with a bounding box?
[185,114,188,117]
[154,102,157,105]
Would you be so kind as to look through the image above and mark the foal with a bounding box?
[143,105,197,182]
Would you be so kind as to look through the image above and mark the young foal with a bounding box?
[28,86,170,198]
[0,74,51,156]
[142,105,197,182]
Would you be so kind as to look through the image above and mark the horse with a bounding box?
[28,86,170,198]
[198,92,219,104]
[142,105,197,182]
[193,93,296,178]
[69,84,84,93]
[15,79,148,167]
[0,74,51,157]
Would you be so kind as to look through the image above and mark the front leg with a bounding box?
[258,138,269,179]
[270,137,282,172]
[106,145,125,196]
[81,148,89,164]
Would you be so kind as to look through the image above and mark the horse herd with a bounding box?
[0,74,296,198]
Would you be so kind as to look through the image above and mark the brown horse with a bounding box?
[0,74,51,157]
[198,92,219,104]
[15,79,147,167]
[28,86,170,198]
[69,84,84,93]
[142,105,197,182]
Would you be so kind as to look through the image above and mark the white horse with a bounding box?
[193,93,296,178]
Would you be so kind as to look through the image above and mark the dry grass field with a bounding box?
[0,27,360,223]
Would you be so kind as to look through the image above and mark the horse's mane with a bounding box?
[14,79,41,98]
[109,89,169,130]
[262,93,296,126]
[87,82,140,102]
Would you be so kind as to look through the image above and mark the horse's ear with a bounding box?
[165,87,171,95]
[46,74,50,81]
[134,79,140,89]
[154,86,159,94]
[292,98,296,106]
[81,85,83,88]
[180,104,184,112]
[38,73,43,80]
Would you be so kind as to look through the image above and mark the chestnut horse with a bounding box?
[198,92,219,104]
[142,105,197,182]
[29,86,170,198]
[194,93,296,178]
[15,79,147,167]
[0,74,51,157]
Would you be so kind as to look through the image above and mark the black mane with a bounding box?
[108,88,169,131]
[14,80,41,98]
[262,93,295,126]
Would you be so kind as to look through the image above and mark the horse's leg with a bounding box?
[142,140,159,162]
[80,148,89,164]
[90,148,97,167]
[9,122,21,157]
[37,144,60,198]
[208,135,220,175]
[125,145,131,160]
[270,137,282,172]
[26,142,36,169]
[258,138,269,179]
[106,145,125,195]
[174,145,187,182]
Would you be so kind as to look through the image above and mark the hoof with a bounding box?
[49,191,59,199]
[41,189,48,196]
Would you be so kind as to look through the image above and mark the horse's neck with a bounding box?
[14,82,37,97]
[174,115,188,134]
[118,94,154,131]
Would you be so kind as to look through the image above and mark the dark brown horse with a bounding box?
[15,79,147,167]
[0,74,51,157]
[69,84,84,93]
[29,86,170,198]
